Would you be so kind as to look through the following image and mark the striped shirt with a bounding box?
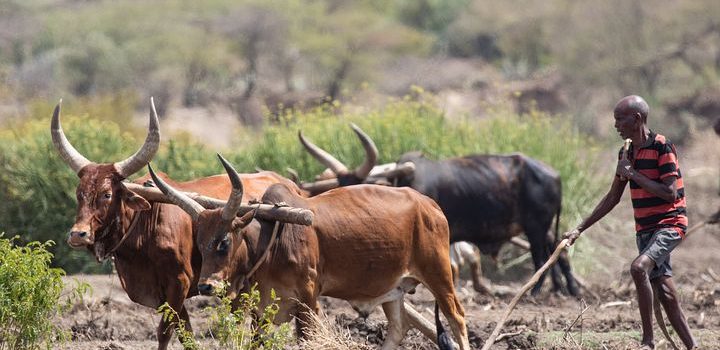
[618,131,688,236]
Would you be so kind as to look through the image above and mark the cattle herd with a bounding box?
[51,99,580,350]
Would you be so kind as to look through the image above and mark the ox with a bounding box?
[148,155,471,350]
[298,129,579,296]
[449,241,486,294]
[51,100,296,349]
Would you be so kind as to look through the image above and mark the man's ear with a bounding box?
[120,185,151,211]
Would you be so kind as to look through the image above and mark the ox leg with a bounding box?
[450,261,461,289]
[527,231,552,296]
[557,250,579,296]
[380,299,410,350]
[434,292,471,350]
[546,232,565,293]
[157,293,192,349]
[293,299,320,339]
[467,252,491,295]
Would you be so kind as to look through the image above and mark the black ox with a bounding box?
[298,128,579,296]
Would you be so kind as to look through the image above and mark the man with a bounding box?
[565,95,697,349]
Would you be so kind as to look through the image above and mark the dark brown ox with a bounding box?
[149,155,471,350]
[51,100,296,350]
[299,129,579,297]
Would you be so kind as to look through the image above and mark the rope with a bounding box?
[238,220,282,290]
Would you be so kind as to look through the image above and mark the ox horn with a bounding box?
[51,99,93,174]
[217,154,244,221]
[114,97,161,179]
[147,163,204,221]
[298,130,349,174]
[349,123,378,179]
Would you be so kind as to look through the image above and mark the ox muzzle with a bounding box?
[197,279,226,297]
[66,224,95,248]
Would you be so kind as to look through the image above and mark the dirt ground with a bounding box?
[55,130,720,350]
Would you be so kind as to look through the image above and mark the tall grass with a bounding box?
[0,94,604,273]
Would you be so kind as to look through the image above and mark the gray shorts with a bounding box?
[636,228,683,280]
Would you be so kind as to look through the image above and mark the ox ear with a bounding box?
[231,210,255,233]
[120,185,151,211]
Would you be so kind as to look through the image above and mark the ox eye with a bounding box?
[103,193,112,199]
[217,237,230,254]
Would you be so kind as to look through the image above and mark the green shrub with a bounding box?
[157,283,292,349]
[0,235,86,350]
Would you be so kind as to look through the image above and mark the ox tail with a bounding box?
[555,181,562,242]
[435,302,453,350]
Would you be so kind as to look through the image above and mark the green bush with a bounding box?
[0,235,85,350]
[157,283,292,349]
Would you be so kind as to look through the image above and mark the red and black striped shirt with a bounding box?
[618,131,688,236]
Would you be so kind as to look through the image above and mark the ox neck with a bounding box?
[93,203,146,262]
[235,221,283,291]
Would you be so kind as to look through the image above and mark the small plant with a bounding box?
[156,283,293,349]
[0,234,86,350]
[205,283,292,350]
[157,303,199,350]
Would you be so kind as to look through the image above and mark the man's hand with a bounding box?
[563,228,581,246]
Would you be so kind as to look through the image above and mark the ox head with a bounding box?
[300,126,418,191]
[148,155,255,297]
[51,99,159,249]
[297,123,378,194]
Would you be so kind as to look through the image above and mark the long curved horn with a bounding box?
[298,130,348,174]
[114,97,160,178]
[51,99,93,174]
[350,123,378,179]
[217,154,244,221]
[147,163,204,221]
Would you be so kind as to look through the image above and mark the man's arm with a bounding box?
[565,175,627,245]
[624,171,678,203]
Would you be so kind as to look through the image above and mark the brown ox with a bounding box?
[51,100,296,350]
[148,155,471,350]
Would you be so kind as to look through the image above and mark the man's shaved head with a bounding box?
[614,95,649,122]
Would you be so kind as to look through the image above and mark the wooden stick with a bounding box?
[619,138,632,181]
[124,183,314,226]
[481,238,569,350]
[509,236,531,250]
[684,220,707,238]
[654,292,681,350]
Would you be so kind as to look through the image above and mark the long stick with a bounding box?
[482,220,709,349]
[481,238,569,350]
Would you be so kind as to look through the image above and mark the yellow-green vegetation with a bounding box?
[157,284,292,349]
[0,234,88,350]
[3,0,716,139]
[0,94,605,273]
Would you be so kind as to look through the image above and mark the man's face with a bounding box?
[613,110,640,139]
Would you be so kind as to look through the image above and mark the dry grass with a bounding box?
[295,307,373,350]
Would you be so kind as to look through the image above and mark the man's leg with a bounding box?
[630,254,656,347]
[652,276,697,349]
